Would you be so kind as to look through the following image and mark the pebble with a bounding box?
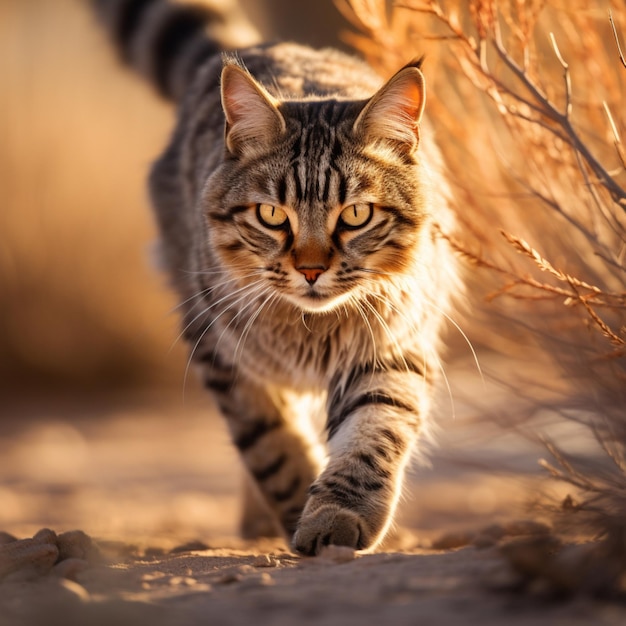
[57,530,100,562]
[252,554,280,568]
[315,545,356,564]
[0,538,59,580]
[52,558,89,581]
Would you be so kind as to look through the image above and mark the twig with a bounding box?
[609,10,626,69]
[603,101,626,170]
[490,15,626,209]
[549,32,572,119]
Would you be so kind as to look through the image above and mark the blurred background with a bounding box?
[0,0,350,399]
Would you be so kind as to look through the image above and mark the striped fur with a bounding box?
[94,0,459,555]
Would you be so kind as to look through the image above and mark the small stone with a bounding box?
[169,576,198,587]
[252,554,279,568]
[499,534,562,580]
[0,537,59,580]
[141,571,167,582]
[431,531,475,550]
[33,528,58,545]
[170,541,210,554]
[52,558,89,581]
[238,572,275,589]
[216,572,241,584]
[316,545,356,564]
[58,578,91,602]
[57,530,100,562]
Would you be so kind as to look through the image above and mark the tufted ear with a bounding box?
[221,63,286,156]
[353,64,426,153]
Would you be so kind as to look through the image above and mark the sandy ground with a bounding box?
[0,386,624,626]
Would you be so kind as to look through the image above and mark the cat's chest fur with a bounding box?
[194,289,389,390]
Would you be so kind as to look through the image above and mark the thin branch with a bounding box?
[491,16,626,208]
[609,9,626,69]
[603,101,626,170]
[549,32,572,119]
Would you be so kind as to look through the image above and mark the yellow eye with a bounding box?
[339,203,373,229]
[256,204,288,229]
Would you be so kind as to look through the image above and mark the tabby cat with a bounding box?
[92,0,458,555]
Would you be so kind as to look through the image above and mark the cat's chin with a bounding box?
[284,291,353,314]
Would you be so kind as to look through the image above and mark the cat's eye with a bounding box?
[339,203,373,229]
[256,203,288,229]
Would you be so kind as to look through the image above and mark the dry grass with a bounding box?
[338,0,626,592]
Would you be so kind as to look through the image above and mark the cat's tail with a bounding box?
[91,0,260,101]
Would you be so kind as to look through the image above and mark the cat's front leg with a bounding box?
[293,362,428,555]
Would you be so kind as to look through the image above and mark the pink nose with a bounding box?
[297,266,326,285]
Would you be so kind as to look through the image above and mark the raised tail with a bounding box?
[91,0,260,101]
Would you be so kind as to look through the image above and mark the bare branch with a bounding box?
[609,9,626,69]
[549,32,572,119]
[490,16,626,208]
[603,101,626,170]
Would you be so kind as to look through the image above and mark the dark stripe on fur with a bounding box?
[327,391,416,440]
[151,6,212,96]
[281,505,303,532]
[203,378,232,394]
[277,176,287,206]
[115,0,159,60]
[334,470,384,491]
[341,389,415,418]
[320,479,362,507]
[380,427,405,451]
[93,0,222,101]
[235,419,280,451]
[252,454,287,482]
[271,476,301,502]
[357,452,391,479]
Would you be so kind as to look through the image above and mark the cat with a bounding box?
[92,0,458,555]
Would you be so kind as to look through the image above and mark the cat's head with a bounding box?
[206,59,431,313]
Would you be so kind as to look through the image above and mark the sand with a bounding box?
[0,390,624,626]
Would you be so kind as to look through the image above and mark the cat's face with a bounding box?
[206,63,428,313]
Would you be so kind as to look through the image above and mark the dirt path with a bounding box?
[0,392,623,625]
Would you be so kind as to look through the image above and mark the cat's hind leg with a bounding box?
[240,472,282,539]
[199,351,324,540]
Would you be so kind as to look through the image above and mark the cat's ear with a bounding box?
[353,64,426,153]
[221,63,286,156]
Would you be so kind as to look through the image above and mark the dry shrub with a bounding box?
[338,0,626,592]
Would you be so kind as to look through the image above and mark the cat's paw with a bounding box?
[292,504,369,556]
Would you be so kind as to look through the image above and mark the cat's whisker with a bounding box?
[349,296,381,389]
[170,277,266,354]
[181,280,269,399]
[182,263,262,277]
[365,289,457,420]
[233,291,279,368]
[300,311,313,333]
[423,299,485,389]
[360,297,411,375]
[166,270,263,318]
[354,267,393,277]
[212,285,273,365]
[166,286,213,317]
[349,294,379,372]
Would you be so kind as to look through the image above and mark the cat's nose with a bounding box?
[297,266,326,285]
